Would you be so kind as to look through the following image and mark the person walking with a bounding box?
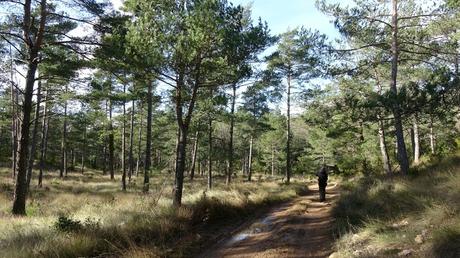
[316,165,328,202]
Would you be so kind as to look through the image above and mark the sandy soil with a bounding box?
[199,183,339,258]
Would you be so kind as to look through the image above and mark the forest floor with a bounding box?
[330,155,460,258]
[200,183,339,258]
[0,167,315,257]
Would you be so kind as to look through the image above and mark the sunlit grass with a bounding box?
[0,167,308,257]
[331,155,460,257]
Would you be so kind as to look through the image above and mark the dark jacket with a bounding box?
[316,167,328,187]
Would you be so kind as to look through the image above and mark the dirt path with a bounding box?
[199,183,339,258]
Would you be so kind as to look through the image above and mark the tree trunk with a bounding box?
[38,86,48,187]
[248,135,253,182]
[391,0,409,175]
[410,128,415,158]
[12,0,47,212]
[208,117,213,190]
[241,155,245,175]
[60,84,68,178]
[173,126,187,205]
[81,126,86,174]
[128,99,135,182]
[71,149,75,170]
[359,120,368,174]
[109,98,115,180]
[102,100,108,175]
[271,146,275,176]
[136,102,143,177]
[10,47,17,179]
[26,79,42,191]
[143,82,153,192]
[286,73,292,183]
[378,117,392,175]
[173,63,201,206]
[413,116,420,164]
[12,60,39,215]
[121,85,127,191]
[227,83,236,185]
[190,131,199,181]
[429,115,435,155]
[102,146,107,175]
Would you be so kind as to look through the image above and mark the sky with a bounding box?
[229,0,339,38]
[112,0,343,39]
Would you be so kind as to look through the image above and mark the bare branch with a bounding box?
[0,31,25,42]
[363,16,392,28]
[334,42,389,52]
[48,12,97,26]
[398,13,441,21]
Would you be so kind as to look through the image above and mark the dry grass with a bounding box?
[331,155,460,258]
[0,168,308,257]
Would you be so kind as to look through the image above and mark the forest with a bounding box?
[0,0,459,257]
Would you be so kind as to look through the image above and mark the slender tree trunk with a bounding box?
[248,135,253,182]
[241,155,245,175]
[455,44,459,76]
[374,71,391,175]
[143,82,153,192]
[359,120,369,174]
[413,116,420,164]
[109,98,115,180]
[429,115,435,155]
[391,0,409,175]
[71,149,75,170]
[10,46,17,179]
[173,68,200,206]
[60,84,68,178]
[271,146,275,176]
[227,83,236,185]
[81,126,86,174]
[38,86,48,187]
[173,126,187,205]
[102,100,108,175]
[136,102,143,177]
[208,117,213,190]
[121,85,127,191]
[190,131,199,181]
[128,99,135,183]
[26,79,42,191]
[378,117,392,175]
[286,73,292,183]
[12,0,47,213]
[12,61,39,215]
[102,146,107,175]
[410,128,415,157]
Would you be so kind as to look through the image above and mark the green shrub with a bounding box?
[54,216,100,233]
[54,216,82,232]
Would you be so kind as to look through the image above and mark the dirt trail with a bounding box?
[199,183,339,258]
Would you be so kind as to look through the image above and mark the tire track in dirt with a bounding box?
[199,183,339,258]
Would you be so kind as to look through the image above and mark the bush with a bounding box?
[54,216,100,233]
[54,216,82,232]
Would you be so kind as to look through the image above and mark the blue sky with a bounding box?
[111,0,343,39]
[229,0,341,38]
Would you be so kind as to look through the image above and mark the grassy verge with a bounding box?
[0,168,308,257]
[331,155,460,258]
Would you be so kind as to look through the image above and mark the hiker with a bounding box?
[316,165,328,202]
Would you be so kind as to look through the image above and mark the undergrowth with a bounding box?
[0,168,307,258]
[332,155,460,258]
